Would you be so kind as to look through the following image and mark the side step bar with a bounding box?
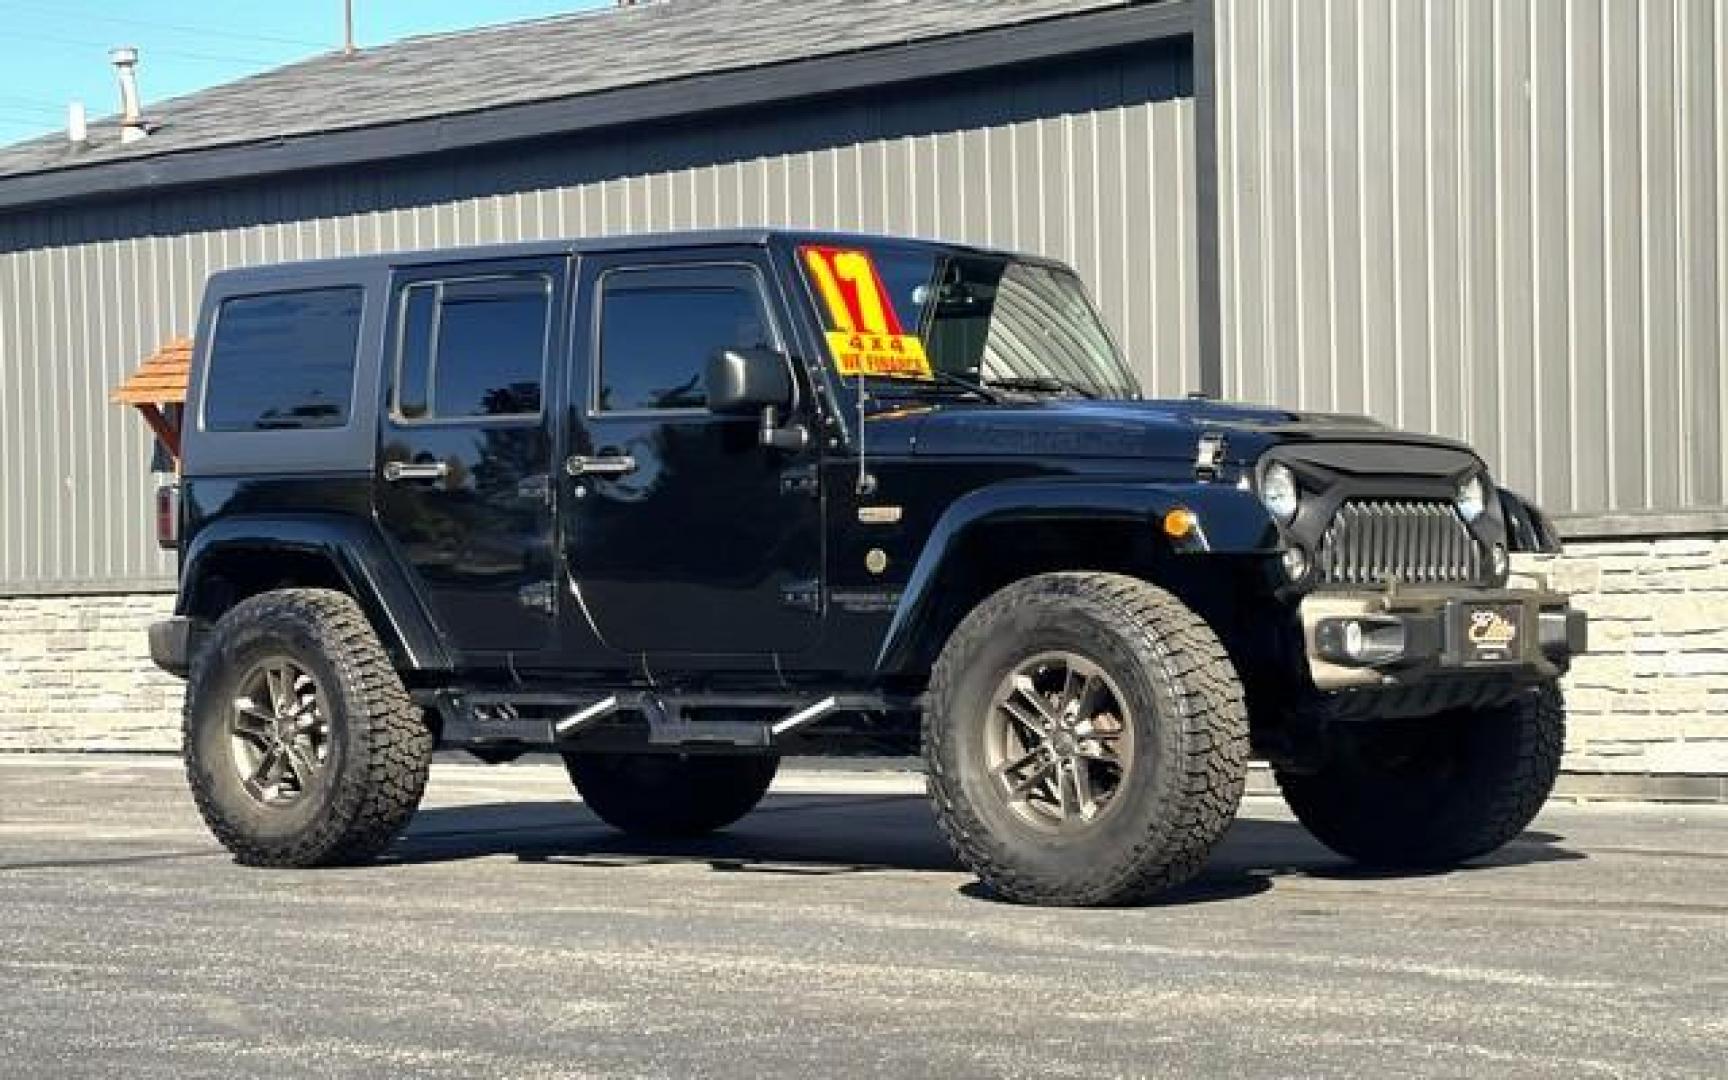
[423,689,912,751]
[555,695,620,737]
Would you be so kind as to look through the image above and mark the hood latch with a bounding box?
[1194,432,1227,482]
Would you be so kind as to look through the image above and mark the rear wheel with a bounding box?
[924,572,1249,907]
[563,752,779,837]
[183,589,433,867]
[1275,683,1566,867]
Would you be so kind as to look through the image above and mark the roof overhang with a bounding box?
[0,1,1195,216]
[111,336,192,462]
[110,337,191,406]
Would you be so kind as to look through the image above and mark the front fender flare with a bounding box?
[1498,488,1564,554]
[874,480,1281,675]
[179,515,453,672]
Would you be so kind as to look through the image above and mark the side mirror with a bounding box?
[705,347,794,416]
[706,347,809,451]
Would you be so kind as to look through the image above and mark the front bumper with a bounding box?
[1301,584,1586,691]
[148,616,205,678]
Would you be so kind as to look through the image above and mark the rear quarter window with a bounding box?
[203,287,364,432]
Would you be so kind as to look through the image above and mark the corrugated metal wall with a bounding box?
[1216,0,1726,526]
[0,48,1196,593]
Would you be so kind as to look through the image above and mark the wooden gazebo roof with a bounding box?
[110,336,191,463]
[110,336,191,405]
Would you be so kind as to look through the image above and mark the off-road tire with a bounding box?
[563,753,780,837]
[924,572,1250,907]
[1275,682,1566,867]
[183,588,433,867]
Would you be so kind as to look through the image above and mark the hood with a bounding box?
[867,397,1473,463]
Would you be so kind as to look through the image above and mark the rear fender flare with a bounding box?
[179,515,453,672]
[874,480,1281,674]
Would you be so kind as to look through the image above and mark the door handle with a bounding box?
[565,454,638,478]
[383,461,451,483]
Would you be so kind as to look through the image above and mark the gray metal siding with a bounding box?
[1216,0,1727,526]
[0,50,1197,593]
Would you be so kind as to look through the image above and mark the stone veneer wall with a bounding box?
[1517,537,1728,776]
[0,592,182,752]
[2,538,1727,778]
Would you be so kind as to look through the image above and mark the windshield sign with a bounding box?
[802,246,936,380]
[799,243,1140,400]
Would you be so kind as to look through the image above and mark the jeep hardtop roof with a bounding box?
[201,229,1044,293]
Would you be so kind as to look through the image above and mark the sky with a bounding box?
[0,1,611,146]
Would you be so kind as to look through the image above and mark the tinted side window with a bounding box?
[396,275,550,422]
[204,287,363,431]
[597,266,775,413]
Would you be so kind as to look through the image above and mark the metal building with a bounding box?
[1215,0,1726,538]
[0,0,1722,599]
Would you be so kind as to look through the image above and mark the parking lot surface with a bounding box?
[2,755,1724,1078]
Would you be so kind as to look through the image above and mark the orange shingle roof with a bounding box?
[110,337,191,405]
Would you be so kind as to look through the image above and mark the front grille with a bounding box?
[1317,500,1482,586]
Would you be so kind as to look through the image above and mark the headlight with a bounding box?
[1261,462,1299,523]
[1457,474,1488,523]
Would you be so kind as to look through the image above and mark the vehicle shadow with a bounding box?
[390,792,1585,907]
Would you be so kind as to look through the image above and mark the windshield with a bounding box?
[800,244,1141,400]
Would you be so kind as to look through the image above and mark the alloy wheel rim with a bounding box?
[228,657,330,806]
[983,651,1134,831]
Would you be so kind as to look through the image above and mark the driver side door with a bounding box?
[562,251,824,662]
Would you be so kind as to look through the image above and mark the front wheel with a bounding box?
[923,573,1250,907]
[1275,683,1566,867]
[563,752,779,837]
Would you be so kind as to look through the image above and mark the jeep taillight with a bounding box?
[154,476,180,550]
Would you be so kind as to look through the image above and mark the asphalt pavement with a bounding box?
[2,754,1724,1079]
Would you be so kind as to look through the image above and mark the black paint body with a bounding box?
[170,230,1562,736]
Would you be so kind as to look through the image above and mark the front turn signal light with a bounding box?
[1163,507,1200,540]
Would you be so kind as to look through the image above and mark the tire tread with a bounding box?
[183,588,433,867]
[924,572,1249,906]
[563,753,780,837]
[1275,683,1566,867]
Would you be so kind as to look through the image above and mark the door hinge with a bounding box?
[779,580,822,613]
[515,473,551,503]
[780,465,820,498]
[517,581,556,615]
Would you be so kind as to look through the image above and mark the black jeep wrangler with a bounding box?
[151,230,1585,906]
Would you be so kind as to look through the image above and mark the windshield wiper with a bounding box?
[985,375,1099,400]
[867,370,1006,404]
[931,370,1009,402]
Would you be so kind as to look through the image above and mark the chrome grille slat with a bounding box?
[1318,499,1479,586]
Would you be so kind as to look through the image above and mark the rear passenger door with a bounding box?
[375,258,566,658]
